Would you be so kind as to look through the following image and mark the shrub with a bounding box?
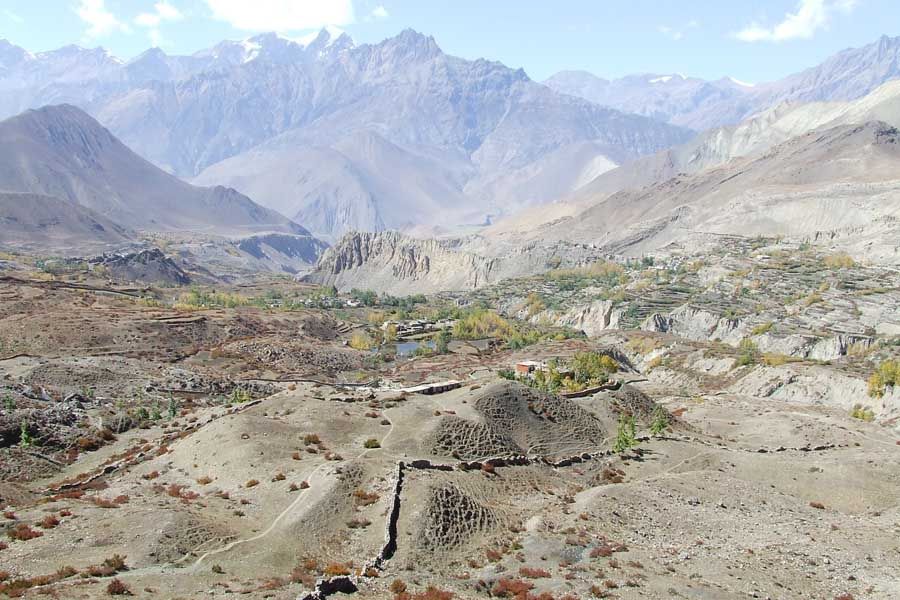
[88,565,116,577]
[572,352,618,385]
[518,567,551,579]
[850,404,875,422]
[303,433,322,445]
[809,501,826,510]
[346,517,371,529]
[196,476,213,485]
[613,414,637,453]
[867,359,900,398]
[363,438,381,449]
[90,496,120,509]
[353,489,379,506]
[823,253,856,269]
[453,309,515,340]
[211,564,224,574]
[390,579,408,594]
[498,368,516,381]
[762,353,796,367]
[39,515,60,529]
[412,588,453,600]
[802,291,824,307]
[7,523,42,541]
[649,405,669,436]
[103,554,127,572]
[106,578,130,595]
[300,481,310,489]
[349,332,375,351]
[245,479,259,488]
[491,578,533,597]
[735,339,758,367]
[323,563,351,576]
[751,322,773,336]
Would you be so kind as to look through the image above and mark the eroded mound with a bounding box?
[427,381,607,460]
[418,482,501,552]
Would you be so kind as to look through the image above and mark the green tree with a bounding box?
[736,339,759,367]
[572,352,618,385]
[435,329,451,355]
[650,405,669,436]
[19,421,33,447]
[3,394,14,411]
[167,396,179,419]
[613,414,637,453]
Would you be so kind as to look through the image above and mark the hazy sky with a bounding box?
[1,0,895,82]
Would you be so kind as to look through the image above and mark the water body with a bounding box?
[392,340,436,356]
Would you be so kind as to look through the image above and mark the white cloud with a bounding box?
[76,0,131,38]
[204,0,355,32]
[3,9,24,24]
[735,0,858,43]
[135,1,183,27]
[371,5,389,19]
[135,1,184,46]
[658,19,699,41]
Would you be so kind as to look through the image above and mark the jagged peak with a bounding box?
[378,28,442,56]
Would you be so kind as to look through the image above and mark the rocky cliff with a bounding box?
[306,231,611,295]
[305,231,500,294]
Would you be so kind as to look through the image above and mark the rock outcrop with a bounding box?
[535,299,623,337]
[89,248,190,286]
[305,231,500,294]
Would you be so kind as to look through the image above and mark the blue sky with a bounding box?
[0,0,896,83]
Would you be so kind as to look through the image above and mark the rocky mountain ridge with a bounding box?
[0,29,691,239]
[546,34,900,131]
[0,104,310,237]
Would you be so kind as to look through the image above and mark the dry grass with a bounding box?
[323,563,351,576]
[353,489,379,507]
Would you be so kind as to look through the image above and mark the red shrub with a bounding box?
[7,523,42,541]
[491,578,534,597]
[106,578,130,595]
[39,515,60,529]
[518,567,551,579]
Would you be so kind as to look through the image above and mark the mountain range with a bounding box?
[544,34,900,132]
[307,72,900,293]
[0,29,692,240]
[3,29,900,275]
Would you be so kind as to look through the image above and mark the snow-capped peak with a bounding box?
[727,76,755,88]
[240,39,262,63]
[648,73,687,84]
